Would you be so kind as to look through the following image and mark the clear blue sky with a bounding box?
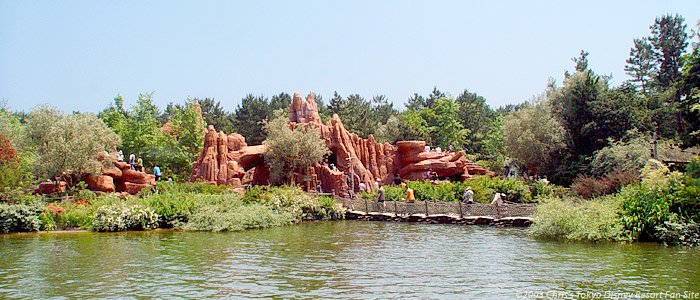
[1,0,699,113]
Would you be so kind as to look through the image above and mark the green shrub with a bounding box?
[529,196,626,242]
[618,184,675,240]
[181,203,296,232]
[55,204,93,230]
[384,185,405,201]
[654,220,700,247]
[92,203,159,232]
[136,193,200,227]
[0,203,43,233]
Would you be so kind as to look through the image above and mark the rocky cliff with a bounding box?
[189,92,494,195]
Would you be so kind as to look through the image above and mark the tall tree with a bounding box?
[650,14,688,89]
[455,89,496,154]
[502,96,568,176]
[549,69,609,159]
[234,94,270,145]
[625,38,657,96]
[198,98,235,133]
[572,50,590,72]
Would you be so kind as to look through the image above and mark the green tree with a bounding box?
[455,89,496,154]
[502,95,568,175]
[197,97,236,133]
[234,94,270,145]
[625,38,657,96]
[680,20,700,146]
[26,106,120,181]
[549,68,609,159]
[328,92,374,137]
[263,110,330,184]
[431,97,470,149]
[650,14,688,89]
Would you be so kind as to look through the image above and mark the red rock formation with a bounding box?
[85,174,116,193]
[189,91,495,194]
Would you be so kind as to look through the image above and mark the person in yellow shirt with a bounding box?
[404,183,415,216]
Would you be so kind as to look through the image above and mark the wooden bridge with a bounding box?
[335,198,536,227]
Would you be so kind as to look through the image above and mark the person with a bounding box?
[330,163,338,172]
[405,183,415,216]
[393,174,402,185]
[153,164,161,181]
[430,170,438,181]
[358,181,366,192]
[117,150,124,162]
[435,146,442,154]
[448,142,454,153]
[137,157,144,172]
[377,184,386,212]
[491,191,504,206]
[503,157,509,177]
[540,175,549,185]
[374,179,379,191]
[425,169,431,180]
[129,153,136,170]
[462,186,474,204]
[316,181,322,193]
[424,144,430,152]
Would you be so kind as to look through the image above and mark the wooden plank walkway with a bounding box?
[338,198,535,227]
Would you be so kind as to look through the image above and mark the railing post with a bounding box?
[459,201,463,218]
[393,201,398,216]
[425,200,429,217]
[495,205,501,219]
[364,198,369,213]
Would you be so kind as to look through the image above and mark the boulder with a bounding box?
[115,161,131,170]
[102,166,122,178]
[121,169,154,185]
[85,174,115,193]
[121,182,152,195]
[37,181,67,195]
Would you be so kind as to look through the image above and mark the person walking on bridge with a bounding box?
[377,184,386,212]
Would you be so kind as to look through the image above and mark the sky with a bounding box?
[1,0,699,114]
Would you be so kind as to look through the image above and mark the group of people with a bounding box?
[120,152,162,182]
[423,142,455,155]
[462,186,506,206]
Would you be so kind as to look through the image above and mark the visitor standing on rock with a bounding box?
[129,153,136,170]
[137,157,144,172]
[448,142,454,153]
[153,164,161,181]
[359,181,366,193]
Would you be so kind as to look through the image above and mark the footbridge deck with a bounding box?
[335,197,536,227]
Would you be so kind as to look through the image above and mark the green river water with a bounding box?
[1,221,698,299]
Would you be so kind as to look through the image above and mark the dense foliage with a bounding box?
[531,158,700,246]
[0,184,344,233]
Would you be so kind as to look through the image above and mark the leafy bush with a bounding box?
[654,220,700,247]
[54,203,93,230]
[92,203,159,232]
[156,181,234,195]
[571,169,638,199]
[136,193,200,227]
[0,203,43,233]
[529,196,627,242]
[181,203,296,232]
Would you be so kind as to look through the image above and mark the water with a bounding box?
[1,221,698,299]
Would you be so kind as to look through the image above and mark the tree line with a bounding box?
[1,14,698,189]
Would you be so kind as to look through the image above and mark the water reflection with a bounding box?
[1,221,698,299]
